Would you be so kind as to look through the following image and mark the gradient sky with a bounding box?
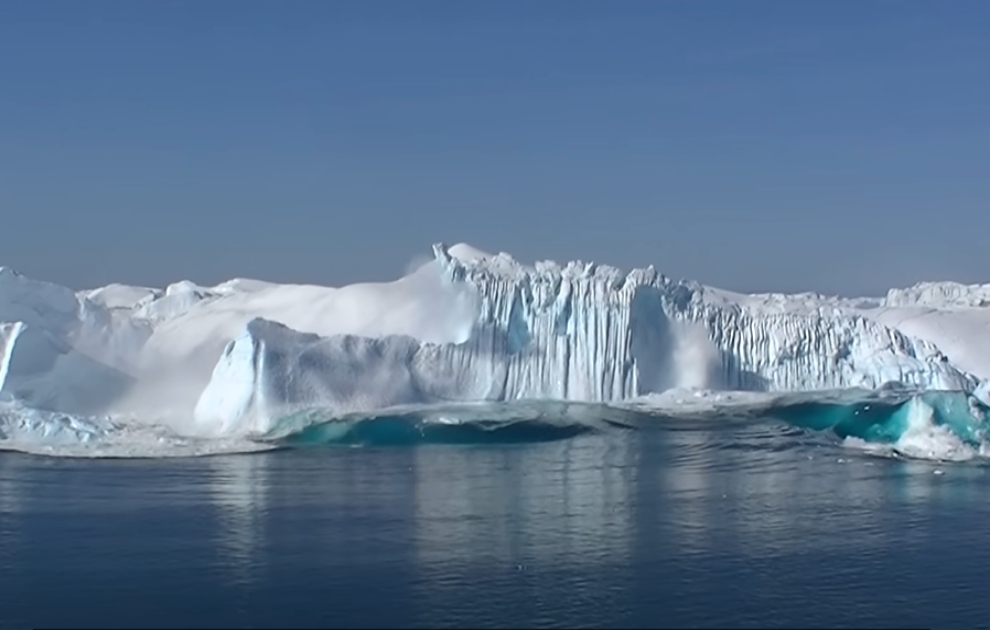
[1,1,988,296]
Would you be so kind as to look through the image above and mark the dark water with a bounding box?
[1,418,988,629]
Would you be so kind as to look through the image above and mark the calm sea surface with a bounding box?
[1,417,988,629]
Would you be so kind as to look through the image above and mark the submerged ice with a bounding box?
[769,390,990,462]
[0,243,989,459]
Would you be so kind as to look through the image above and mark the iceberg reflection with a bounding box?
[207,453,272,586]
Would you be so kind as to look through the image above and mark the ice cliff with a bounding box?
[191,244,981,435]
[0,268,138,413]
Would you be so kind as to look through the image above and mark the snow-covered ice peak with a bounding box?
[164,280,206,297]
[884,281,990,308]
[446,242,494,263]
[132,280,222,322]
[0,265,85,338]
[432,242,669,290]
[210,278,276,295]
[82,283,163,311]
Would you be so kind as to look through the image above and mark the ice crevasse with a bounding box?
[193,244,980,435]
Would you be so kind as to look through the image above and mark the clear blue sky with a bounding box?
[1,1,988,295]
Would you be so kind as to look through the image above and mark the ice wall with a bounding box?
[0,267,144,412]
[192,244,979,434]
[433,245,975,393]
[0,321,133,414]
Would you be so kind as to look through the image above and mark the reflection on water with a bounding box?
[413,437,635,569]
[207,453,270,586]
[656,422,718,552]
[0,453,22,516]
[410,437,638,627]
[0,454,22,607]
[2,417,990,628]
[413,446,518,567]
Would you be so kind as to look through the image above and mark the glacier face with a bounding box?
[191,244,981,435]
[433,246,976,393]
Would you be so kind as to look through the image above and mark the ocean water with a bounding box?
[1,410,988,629]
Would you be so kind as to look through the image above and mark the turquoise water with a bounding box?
[280,413,594,445]
[262,391,990,462]
[769,390,988,453]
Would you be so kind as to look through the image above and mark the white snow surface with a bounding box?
[2,244,990,441]
[885,282,990,308]
[81,283,162,311]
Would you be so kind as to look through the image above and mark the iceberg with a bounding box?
[860,283,990,388]
[0,268,139,414]
[2,242,990,453]
[0,321,133,414]
[191,244,980,435]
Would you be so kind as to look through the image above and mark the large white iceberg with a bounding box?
[190,244,982,435]
[1,243,990,441]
